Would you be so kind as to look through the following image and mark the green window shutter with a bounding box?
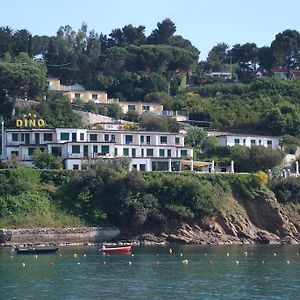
[159,149,165,157]
[72,145,80,154]
[61,132,69,140]
[123,148,129,156]
[101,145,110,154]
[147,149,154,156]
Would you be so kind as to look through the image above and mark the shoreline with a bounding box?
[1,226,299,247]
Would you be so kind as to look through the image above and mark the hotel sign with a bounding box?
[16,113,46,128]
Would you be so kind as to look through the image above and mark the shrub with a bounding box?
[253,171,269,186]
[270,177,300,203]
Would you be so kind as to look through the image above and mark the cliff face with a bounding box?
[122,193,300,245]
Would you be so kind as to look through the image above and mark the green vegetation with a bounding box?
[0,167,82,228]
[270,177,300,203]
[0,163,265,229]
[0,162,299,229]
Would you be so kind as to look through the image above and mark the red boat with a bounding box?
[101,245,132,254]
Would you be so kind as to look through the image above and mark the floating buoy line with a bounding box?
[11,250,300,268]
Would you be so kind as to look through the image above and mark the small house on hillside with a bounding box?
[213,133,280,150]
[47,78,108,103]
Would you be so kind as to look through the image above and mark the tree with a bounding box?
[109,24,146,46]
[0,27,13,57]
[148,18,176,45]
[12,29,32,57]
[230,145,284,172]
[32,149,63,169]
[229,43,258,81]
[207,43,229,71]
[107,103,124,119]
[257,46,275,74]
[185,127,217,152]
[37,92,83,128]
[271,29,300,77]
[0,53,48,117]
[139,112,179,132]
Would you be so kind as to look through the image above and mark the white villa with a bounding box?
[213,133,280,149]
[1,127,193,171]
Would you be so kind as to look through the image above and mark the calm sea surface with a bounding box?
[1,245,300,300]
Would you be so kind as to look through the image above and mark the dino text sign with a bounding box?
[16,113,46,128]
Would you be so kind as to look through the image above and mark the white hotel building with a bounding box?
[1,127,193,171]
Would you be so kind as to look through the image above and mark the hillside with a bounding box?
[0,166,299,244]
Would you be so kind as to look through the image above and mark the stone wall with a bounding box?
[0,227,120,245]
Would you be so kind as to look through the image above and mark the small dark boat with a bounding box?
[15,246,59,254]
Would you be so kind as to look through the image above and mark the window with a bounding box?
[167,149,172,157]
[111,134,116,142]
[142,105,150,111]
[132,148,136,157]
[160,136,167,144]
[104,134,109,142]
[141,149,144,157]
[90,134,97,141]
[128,104,136,111]
[44,133,53,141]
[175,137,180,145]
[259,140,262,145]
[125,135,133,144]
[243,139,246,145]
[146,136,151,145]
[115,148,118,156]
[267,140,273,148]
[146,149,154,157]
[75,93,81,98]
[140,164,146,171]
[73,164,79,170]
[11,151,19,156]
[80,133,84,141]
[234,138,240,145]
[93,145,98,153]
[51,147,62,157]
[12,133,18,141]
[92,94,97,100]
[159,149,165,157]
[61,132,69,140]
[101,145,110,154]
[28,147,36,155]
[181,149,188,157]
[251,139,256,145]
[123,148,129,156]
[72,145,80,154]
[140,135,144,144]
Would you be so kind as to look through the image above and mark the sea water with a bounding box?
[1,245,300,299]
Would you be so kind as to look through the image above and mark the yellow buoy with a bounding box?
[182,259,189,264]
[73,253,78,258]
[169,248,173,254]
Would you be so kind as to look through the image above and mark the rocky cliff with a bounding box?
[120,192,300,245]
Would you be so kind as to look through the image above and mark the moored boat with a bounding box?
[101,245,132,254]
[15,246,59,254]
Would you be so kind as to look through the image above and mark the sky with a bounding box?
[1,0,300,60]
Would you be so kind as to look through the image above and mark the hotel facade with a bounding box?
[1,126,193,171]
